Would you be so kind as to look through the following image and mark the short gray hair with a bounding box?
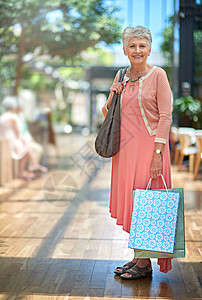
[122,26,152,50]
[2,96,18,111]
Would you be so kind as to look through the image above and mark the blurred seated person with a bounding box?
[14,97,47,172]
[0,96,47,181]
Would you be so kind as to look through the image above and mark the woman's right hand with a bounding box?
[110,82,124,94]
[102,76,124,118]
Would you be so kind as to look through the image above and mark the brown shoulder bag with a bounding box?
[95,67,127,158]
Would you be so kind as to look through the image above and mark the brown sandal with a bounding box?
[114,261,136,275]
[120,264,152,280]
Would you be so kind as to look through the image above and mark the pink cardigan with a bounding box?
[115,66,172,144]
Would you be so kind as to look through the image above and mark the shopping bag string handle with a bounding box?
[146,174,168,193]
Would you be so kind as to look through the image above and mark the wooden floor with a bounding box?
[0,134,201,300]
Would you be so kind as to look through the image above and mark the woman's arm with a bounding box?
[150,142,165,179]
[155,69,172,144]
[150,69,172,179]
[10,118,21,138]
[102,70,124,118]
[102,93,113,118]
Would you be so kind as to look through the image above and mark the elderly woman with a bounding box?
[102,26,172,279]
[0,96,47,180]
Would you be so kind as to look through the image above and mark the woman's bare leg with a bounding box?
[136,258,151,268]
[27,148,48,172]
[18,153,36,180]
[18,154,29,178]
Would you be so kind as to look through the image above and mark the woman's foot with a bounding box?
[18,172,36,181]
[114,258,138,275]
[31,165,48,173]
[120,259,152,279]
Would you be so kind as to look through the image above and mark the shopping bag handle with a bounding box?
[146,174,168,192]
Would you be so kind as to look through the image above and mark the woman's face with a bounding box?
[124,36,151,65]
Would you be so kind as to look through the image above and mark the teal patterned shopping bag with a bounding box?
[132,188,185,258]
[129,175,185,257]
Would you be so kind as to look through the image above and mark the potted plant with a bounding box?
[173,95,201,128]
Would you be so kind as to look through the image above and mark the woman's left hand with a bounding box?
[150,154,162,179]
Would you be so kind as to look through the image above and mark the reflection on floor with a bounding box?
[0,134,201,299]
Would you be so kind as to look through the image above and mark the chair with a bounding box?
[0,138,13,185]
[193,133,202,180]
[178,129,198,172]
[170,126,181,164]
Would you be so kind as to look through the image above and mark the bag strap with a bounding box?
[110,67,127,117]
[146,174,168,193]
[118,67,127,83]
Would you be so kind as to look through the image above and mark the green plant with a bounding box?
[0,0,121,95]
[174,96,201,122]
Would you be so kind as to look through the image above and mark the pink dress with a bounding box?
[109,82,172,273]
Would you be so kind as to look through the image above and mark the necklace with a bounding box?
[129,73,142,82]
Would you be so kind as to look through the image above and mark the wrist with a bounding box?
[105,103,109,111]
[154,148,162,155]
